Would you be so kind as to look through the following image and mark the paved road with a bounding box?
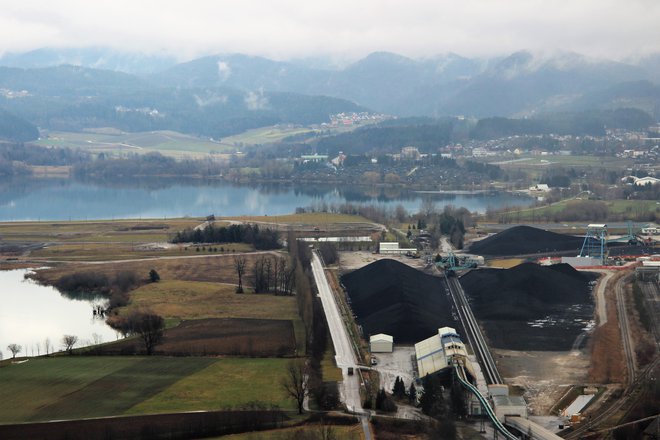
[310,251,371,439]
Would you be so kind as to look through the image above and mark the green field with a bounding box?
[219,424,363,440]
[0,357,294,423]
[126,280,305,354]
[127,358,294,414]
[492,154,634,170]
[221,126,317,146]
[35,130,235,158]
[493,198,660,223]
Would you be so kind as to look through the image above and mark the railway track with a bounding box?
[562,357,659,439]
[445,274,503,384]
[639,281,660,346]
[615,273,636,385]
[564,273,659,439]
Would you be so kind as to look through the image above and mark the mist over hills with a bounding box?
[0,47,659,142]
[143,49,660,117]
[0,47,177,75]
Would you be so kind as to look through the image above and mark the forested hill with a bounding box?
[0,109,39,142]
[471,108,654,139]
[1,50,659,141]
[0,65,366,138]
[311,108,654,155]
[315,119,457,155]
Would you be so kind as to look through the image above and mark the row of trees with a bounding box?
[6,334,79,359]
[52,269,139,309]
[233,255,296,295]
[172,223,281,250]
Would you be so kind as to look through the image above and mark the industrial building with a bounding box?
[414,327,469,377]
[379,242,417,255]
[369,333,393,353]
[492,395,528,422]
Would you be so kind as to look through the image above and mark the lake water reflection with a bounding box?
[0,269,120,359]
[0,178,533,221]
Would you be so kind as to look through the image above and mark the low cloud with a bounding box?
[193,92,228,107]
[0,1,658,61]
[244,89,268,110]
[217,61,231,81]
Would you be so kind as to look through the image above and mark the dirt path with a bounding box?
[25,250,281,265]
[585,269,614,327]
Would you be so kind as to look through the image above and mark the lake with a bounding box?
[0,269,120,359]
[0,178,533,221]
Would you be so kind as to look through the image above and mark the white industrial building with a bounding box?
[492,395,528,422]
[414,327,469,377]
[379,242,417,255]
[369,333,393,353]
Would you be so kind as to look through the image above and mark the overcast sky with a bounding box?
[1,0,658,62]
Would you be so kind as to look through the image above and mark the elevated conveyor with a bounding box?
[455,365,562,440]
[454,364,518,440]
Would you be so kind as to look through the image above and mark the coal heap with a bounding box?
[469,225,584,256]
[460,263,594,350]
[341,259,454,343]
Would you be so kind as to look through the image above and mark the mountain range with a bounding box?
[0,48,659,142]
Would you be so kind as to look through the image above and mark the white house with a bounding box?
[634,176,660,186]
[529,183,550,192]
[370,334,393,353]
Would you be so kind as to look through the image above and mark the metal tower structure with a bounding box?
[579,224,608,265]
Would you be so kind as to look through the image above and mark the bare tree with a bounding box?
[420,198,438,218]
[281,359,309,414]
[7,343,21,359]
[44,337,52,355]
[233,255,247,293]
[62,335,78,354]
[126,310,165,355]
[92,333,103,345]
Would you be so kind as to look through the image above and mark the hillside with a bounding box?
[0,69,366,138]
[147,50,660,117]
[1,49,658,141]
[0,109,39,142]
[341,259,455,343]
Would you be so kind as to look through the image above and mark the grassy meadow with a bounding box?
[490,198,659,223]
[218,424,364,440]
[0,357,294,423]
[126,280,299,321]
[35,130,235,158]
[221,126,317,146]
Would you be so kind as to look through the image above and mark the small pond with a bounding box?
[0,269,120,359]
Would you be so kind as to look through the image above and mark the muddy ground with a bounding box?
[494,348,591,415]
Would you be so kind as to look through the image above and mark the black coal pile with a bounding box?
[469,225,584,256]
[341,259,454,343]
[609,243,657,256]
[460,263,595,350]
